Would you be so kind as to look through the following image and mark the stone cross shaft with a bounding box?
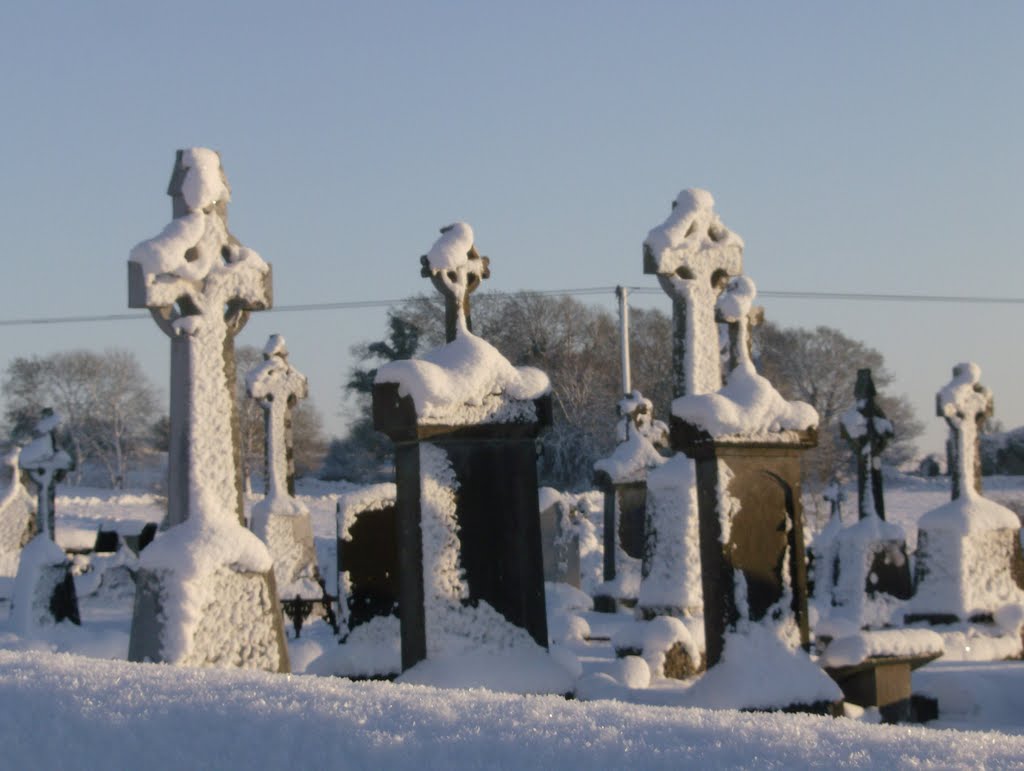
[420,223,490,343]
[937,362,992,500]
[18,409,73,541]
[841,369,894,520]
[643,189,743,397]
[247,335,308,500]
[128,148,272,528]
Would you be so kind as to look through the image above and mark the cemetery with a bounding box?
[0,149,1023,766]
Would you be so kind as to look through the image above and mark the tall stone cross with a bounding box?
[18,408,74,541]
[643,189,744,397]
[420,222,490,343]
[247,334,308,501]
[937,362,992,500]
[840,369,894,520]
[129,148,272,528]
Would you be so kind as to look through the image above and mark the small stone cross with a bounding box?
[129,148,272,528]
[840,369,894,520]
[18,408,74,541]
[715,275,762,378]
[822,476,845,524]
[643,189,743,397]
[420,222,490,343]
[937,362,992,499]
[246,334,308,500]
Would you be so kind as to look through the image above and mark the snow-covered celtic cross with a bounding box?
[840,369,894,520]
[126,148,287,671]
[247,334,308,502]
[937,362,993,500]
[420,222,490,343]
[644,189,744,397]
[129,148,272,528]
[18,409,73,541]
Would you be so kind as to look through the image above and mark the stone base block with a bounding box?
[261,512,322,600]
[129,566,289,672]
[908,526,1022,622]
[826,654,941,724]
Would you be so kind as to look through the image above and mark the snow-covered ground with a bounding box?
[1,475,1023,768]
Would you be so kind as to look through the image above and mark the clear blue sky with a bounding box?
[1,2,1021,457]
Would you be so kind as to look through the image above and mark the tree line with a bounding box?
[325,292,923,492]
[1,347,326,490]
[0,296,923,492]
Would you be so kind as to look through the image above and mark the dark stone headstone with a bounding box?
[675,425,816,667]
[373,224,554,677]
[337,495,400,632]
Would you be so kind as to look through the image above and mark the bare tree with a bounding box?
[2,350,160,488]
[332,292,673,490]
[754,321,923,491]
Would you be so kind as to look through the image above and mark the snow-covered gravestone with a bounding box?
[247,335,323,624]
[538,488,581,589]
[671,272,838,711]
[126,148,288,671]
[827,369,912,627]
[0,448,38,581]
[643,189,743,398]
[906,363,1024,626]
[373,224,571,694]
[324,483,401,680]
[592,391,668,612]
[13,409,80,629]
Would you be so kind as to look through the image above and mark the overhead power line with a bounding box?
[0,287,1021,328]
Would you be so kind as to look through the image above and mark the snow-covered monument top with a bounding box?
[643,189,743,398]
[128,147,272,528]
[375,222,549,427]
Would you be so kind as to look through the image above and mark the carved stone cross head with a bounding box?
[128,148,272,340]
[643,188,744,288]
[616,390,669,449]
[419,222,490,342]
[247,334,309,408]
[841,369,894,454]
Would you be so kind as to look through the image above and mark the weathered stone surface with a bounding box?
[678,432,816,667]
[126,148,287,671]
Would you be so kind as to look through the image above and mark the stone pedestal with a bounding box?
[129,567,288,670]
[826,652,941,724]
[675,421,816,668]
[593,475,645,611]
[373,383,551,672]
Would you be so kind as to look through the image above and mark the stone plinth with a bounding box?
[373,383,552,672]
[674,420,816,668]
[827,656,939,723]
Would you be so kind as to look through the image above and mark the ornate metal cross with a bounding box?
[840,369,894,520]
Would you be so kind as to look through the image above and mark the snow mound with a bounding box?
[375,331,549,425]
